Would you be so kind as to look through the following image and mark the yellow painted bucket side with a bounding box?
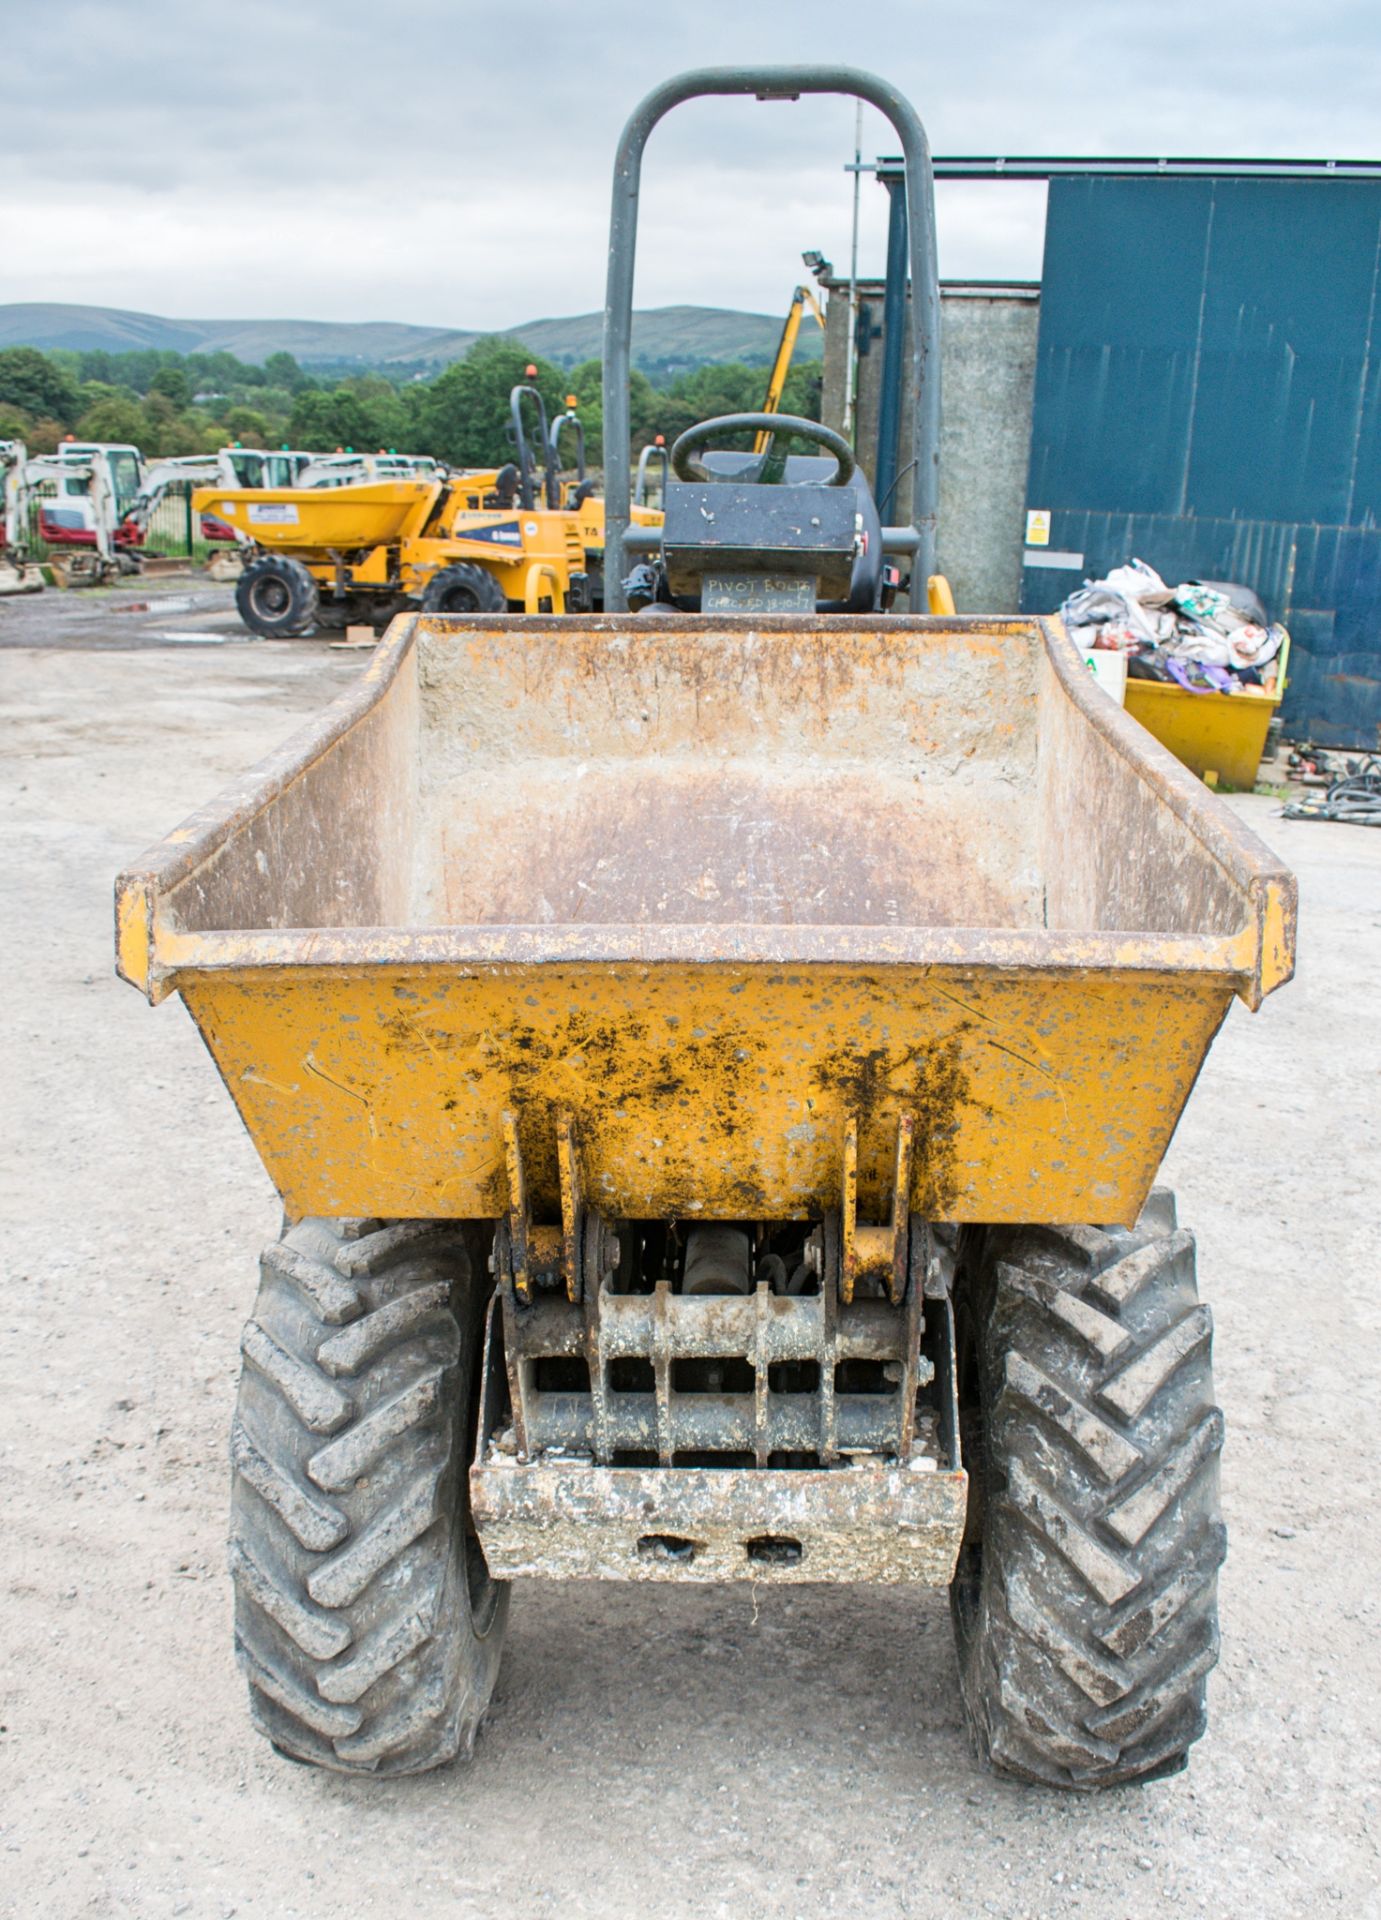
[176,960,1234,1228]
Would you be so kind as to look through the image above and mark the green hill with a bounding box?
[0,301,823,376]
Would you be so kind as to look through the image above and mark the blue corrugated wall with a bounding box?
[1019,176,1381,747]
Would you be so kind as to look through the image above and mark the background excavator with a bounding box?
[0,439,378,590]
[0,440,141,588]
[0,439,47,592]
[753,283,826,453]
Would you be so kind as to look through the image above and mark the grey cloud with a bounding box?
[3,0,1378,320]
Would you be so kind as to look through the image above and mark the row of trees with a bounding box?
[0,339,821,467]
[0,344,312,459]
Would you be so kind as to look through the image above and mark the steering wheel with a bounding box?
[669,412,856,487]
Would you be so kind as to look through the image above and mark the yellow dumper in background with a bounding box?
[118,67,1295,1795]
[197,377,661,635]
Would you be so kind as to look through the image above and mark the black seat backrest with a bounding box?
[696,451,884,612]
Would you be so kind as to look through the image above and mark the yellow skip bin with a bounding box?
[1122,634,1290,792]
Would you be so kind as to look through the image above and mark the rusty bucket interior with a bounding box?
[116,612,1295,1229]
[411,618,1041,931]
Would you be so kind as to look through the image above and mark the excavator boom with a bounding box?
[752,284,826,453]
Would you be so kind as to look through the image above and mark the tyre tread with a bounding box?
[228,1217,507,1775]
[952,1189,1224,1790]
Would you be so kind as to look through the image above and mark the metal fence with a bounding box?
[21,482,212,563]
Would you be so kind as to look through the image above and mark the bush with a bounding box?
[222,407,272,445]
[74,393,148,448]
[409,337,568,469]
[264,351,311,395]
[148,366,193,409]
[0,347,81,426]
[287,388,385,452]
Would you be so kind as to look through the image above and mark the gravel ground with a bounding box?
[2,617,1379,1920]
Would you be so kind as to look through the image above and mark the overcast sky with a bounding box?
[3,0,1378,328]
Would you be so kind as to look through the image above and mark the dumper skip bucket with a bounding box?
[115,613,1295,1229]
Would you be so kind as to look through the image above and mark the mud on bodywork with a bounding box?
[114,614,1294,1234]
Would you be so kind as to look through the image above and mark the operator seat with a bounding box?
[696,451,885,612]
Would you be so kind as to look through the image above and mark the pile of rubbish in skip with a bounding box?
[1060,559,1286,695]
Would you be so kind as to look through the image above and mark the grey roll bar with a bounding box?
[601,66,939,612]
[634,440,670,509]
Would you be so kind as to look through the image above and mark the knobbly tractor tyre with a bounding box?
[420,562,508,615]
[950,1191,1224,1790]
[228,1218,508,1775]
[235,554,320,637]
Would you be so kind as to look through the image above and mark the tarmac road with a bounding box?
[1,609,1379,1919]
[0,574,244,651]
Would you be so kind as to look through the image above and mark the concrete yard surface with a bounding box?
[1,632,1379,1919]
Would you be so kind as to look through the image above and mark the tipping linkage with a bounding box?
[485,1110,946,1473]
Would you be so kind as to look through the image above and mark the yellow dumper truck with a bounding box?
[117,67,1295,1790]
[197,378,660,634]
